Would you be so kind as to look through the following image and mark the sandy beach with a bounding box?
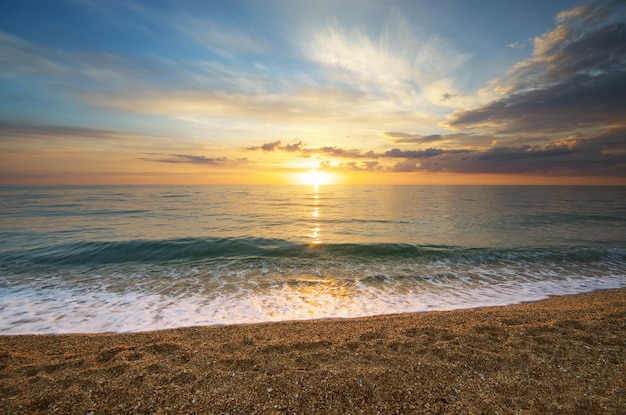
[1,288,624,414]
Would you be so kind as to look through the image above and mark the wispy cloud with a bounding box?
[384,132,443,144]
[175,14,269,57]
[140,154,250,166]
[306,9,471,110]
[507,40,530,49]
[0,120,168,147]
[1,7,456,138]
[82,86,435,132]
[0,121,120,141]
[0,29,154,88]
[0,30,63,78]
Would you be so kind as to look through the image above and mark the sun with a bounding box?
[297,170,337,186]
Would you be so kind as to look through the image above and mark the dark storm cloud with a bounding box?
[448,0,626,134]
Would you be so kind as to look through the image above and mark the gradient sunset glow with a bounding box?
[1,1,624,185]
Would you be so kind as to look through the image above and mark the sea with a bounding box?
[1,185,625,334]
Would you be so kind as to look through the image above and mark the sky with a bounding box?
[0,0,625,185]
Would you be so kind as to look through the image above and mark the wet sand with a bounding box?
[1,288,624,414]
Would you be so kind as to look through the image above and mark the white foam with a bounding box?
[1,272,625,334]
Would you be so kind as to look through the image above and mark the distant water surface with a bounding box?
[1,185,625,334]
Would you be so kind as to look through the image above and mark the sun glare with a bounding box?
[297,170,336,186]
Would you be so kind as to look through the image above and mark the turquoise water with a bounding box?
[1,185,625,333]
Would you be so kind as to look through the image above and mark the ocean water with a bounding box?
[0,185,625,334]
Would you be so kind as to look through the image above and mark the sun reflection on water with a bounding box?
[309,185,322,246]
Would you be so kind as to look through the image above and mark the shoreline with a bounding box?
[1,288,624,414]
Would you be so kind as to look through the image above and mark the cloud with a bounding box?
[0,28,272,111]
[439,132,501,149]
[82,85,435,131]
[440,93,455,101]
[0,29,157,86]
[306,9,470,109]
[384,132,443,144]
[0,30,63,78]
[140,154,249,166]
[5,2,624,182]
[0,21,442,134]
[415,130,626,176]
[449,72,626,134]
[447,0,626,134]
[507,41,529,49]
[176,14,269,57]
[260,141,282,152]
[384,148,447,158]
[385,131,511,149]
[318,160,384,172]
[594,125,626,154]
[390,159,420,173]
[248,140,373,158]
[283,141,305,152]
[362,160,384,171]
[247,140,304,152]
[312,146,365,158]
[287,126,626,177]
[250,140,456,161]
[383,125,626,176]
[0,120,172,154]
[70,1,269,59]
[0,121,124,141]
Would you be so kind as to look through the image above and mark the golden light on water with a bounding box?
[309,187,322,246]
